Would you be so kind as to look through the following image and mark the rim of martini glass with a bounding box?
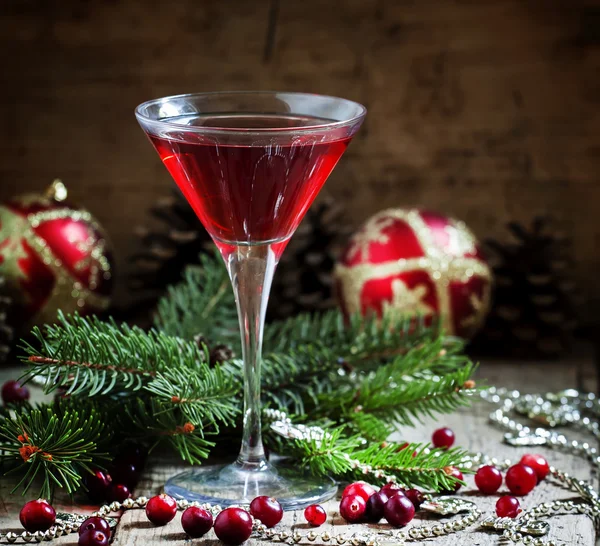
[134,90,367,137]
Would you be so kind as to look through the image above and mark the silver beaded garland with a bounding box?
[4,389,600,544]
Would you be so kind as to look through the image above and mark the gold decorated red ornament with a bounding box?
[335,208,492,339]
[0,180,113,328]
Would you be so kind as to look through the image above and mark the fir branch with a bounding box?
[264,309,437,364]
[8,252,480,497]
[314,343,476,428]
[352,441,470,491]
[20,312,214,398]
[146,365,239,430]
[0,402,110,499]
[293,430,468,491]
[122,398,217,465]
[154,252,239,347]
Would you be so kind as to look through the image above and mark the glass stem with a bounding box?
[225,243,278,471]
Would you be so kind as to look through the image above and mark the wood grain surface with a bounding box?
[0,353,598,544]
[1,0,599,309]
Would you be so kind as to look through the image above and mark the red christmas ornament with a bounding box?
[0,180,113,328]
[335,209,492,339]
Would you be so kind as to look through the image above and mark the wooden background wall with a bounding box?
[1,0,599,305]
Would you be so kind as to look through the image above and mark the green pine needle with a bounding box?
[154,251,239,347]
[0,402,110,500]
[6,251,479,497]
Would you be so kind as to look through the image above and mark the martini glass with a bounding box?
[135,91,366,509]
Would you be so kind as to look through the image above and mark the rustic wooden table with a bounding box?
[1,354,598,545]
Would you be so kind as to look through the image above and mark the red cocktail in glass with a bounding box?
[136,92,365,509]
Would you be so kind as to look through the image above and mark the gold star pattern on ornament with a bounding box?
[382,278,435,319]
[335,208,492,336]
[460,286,491,331]
[346,214,395,262]
[444,222,476,255]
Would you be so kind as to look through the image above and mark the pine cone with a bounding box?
[124,189,213,319]
[269,196,351,320]
[0,275,15,364]
[471,217,581,358]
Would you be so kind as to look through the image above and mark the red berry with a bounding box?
[181,506,213,538]
[520,454,550,482]
[505,464,537,496]
[79,529,108,546]
[19,499,56,532]
[250,496,283,528]
[304,504,327,526]
[496,495,521,518]
[475,465,503,494]
[110,483,131,502]
[145,493,177,525]
[443,466,464,493]
[341,481,376,501]
[432,427,455,449]
[84,469,112,502]
[79,517,110,536]
[339,494,367,523]
[404,488,425,510]
[110,462,140,488]
[380,482,405,498]
[383,494,415,527]
[214,507,253,545]
[365,491,389,522]
[2,380,30,405]
[397,442,417,457]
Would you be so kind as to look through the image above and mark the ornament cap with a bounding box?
[46,179,68,202]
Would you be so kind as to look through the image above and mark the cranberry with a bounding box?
[78,529,108,546]
[79,516,110,536]
[475,465,503,494]
[339,494,367,523]
[404,488,425,510]
[19,499,56,532]
[505,464,537,496]
[110,483,131,502]
[214,507,253,545]
[432,427,455,449]
[380,482,405,498]
[84,469,112,502]
[181,506,213,538]
[304,504,327,526]
[110,462,140,488]
[145,493,178,525]
[496,495,521,518]
[520,454,550,482]
[1,380,30,405]
[365,491,389,522]
[384,494,415,527]
[397,442,417,457]
[341,481,376,501]
[249,496,283,528]
[442,466,464,493]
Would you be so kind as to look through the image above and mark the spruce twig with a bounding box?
[5,252,479,497]
[0,401,110,500]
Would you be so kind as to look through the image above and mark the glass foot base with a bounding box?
[165,462,337,510]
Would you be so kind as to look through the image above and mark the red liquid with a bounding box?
[148,114,351,247]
